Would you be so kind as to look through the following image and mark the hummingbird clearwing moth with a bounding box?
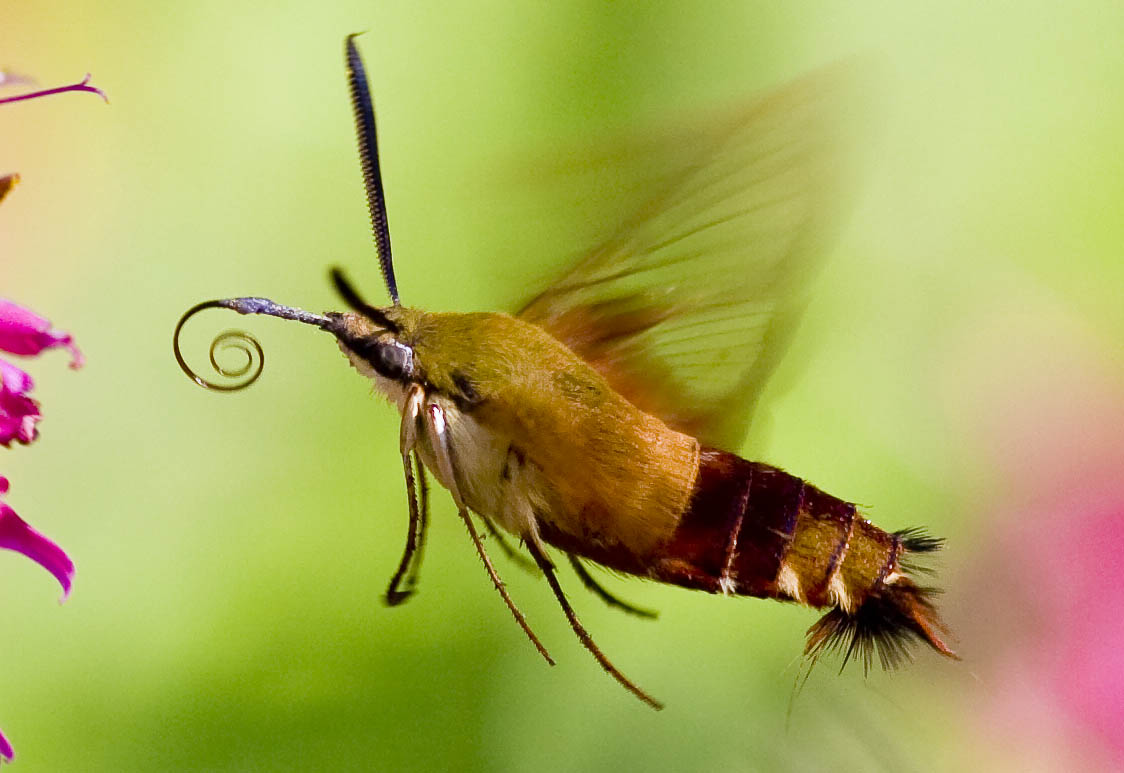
[174,35,955,710]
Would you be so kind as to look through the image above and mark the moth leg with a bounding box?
[480,515,542,576]
[525,538,663,710]
[385,385,425,606]
[423,400,554,666]
[567,554,658,620]
[402,453,429,592]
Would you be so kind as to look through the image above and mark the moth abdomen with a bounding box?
[652,447,955,669]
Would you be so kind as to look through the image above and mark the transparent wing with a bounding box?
[518,65,862,452]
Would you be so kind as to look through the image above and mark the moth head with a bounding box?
[171,267,420,392]
[333,316,415,383]
[327,268,421,386]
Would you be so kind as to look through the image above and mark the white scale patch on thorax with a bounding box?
[344,342,546,541]
[419,398,548,541]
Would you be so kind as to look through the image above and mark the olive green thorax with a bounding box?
[338,305,700,558]
[339,305,619,413]
[409,310,606,410]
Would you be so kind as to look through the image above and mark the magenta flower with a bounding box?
[0,476,74,600]
[0,299,83,448]
[0,359,39,447]
[0,300,84,367]
[0,67,99,767]
[0,298,79,766]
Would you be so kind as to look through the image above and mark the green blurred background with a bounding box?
[3,1,1124,770]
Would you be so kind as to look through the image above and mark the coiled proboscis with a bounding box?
[173,300,264,392]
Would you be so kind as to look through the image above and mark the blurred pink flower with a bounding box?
[946,299,1124,771]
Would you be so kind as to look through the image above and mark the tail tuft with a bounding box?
[805,581,955,672]
[805,531,957,672]
[895,527,944,555]
[894,528,945,576]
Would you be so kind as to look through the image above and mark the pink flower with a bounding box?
[947,302,1124,770]
[0,300,83,448]
[0,68,98,767]
[0,298,78,765]
[0,476,73,600]
[0,300,84,368]
[0,301,77,765]
[0,360,40,447]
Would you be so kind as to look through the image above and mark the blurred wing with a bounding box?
[518,66,861,452]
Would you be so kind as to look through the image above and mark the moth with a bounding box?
[174,36,955,710]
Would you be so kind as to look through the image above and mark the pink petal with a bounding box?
[0,359,33,393]
[0,478,74,601]
[0,300,83,368]
[0,360,40,447]
[0,726,11,762]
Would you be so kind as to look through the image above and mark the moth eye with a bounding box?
[359,339,414,381]
[379,342,413,379]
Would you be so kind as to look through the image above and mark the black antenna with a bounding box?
[345,33,400,305]
[330,266,400,332]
